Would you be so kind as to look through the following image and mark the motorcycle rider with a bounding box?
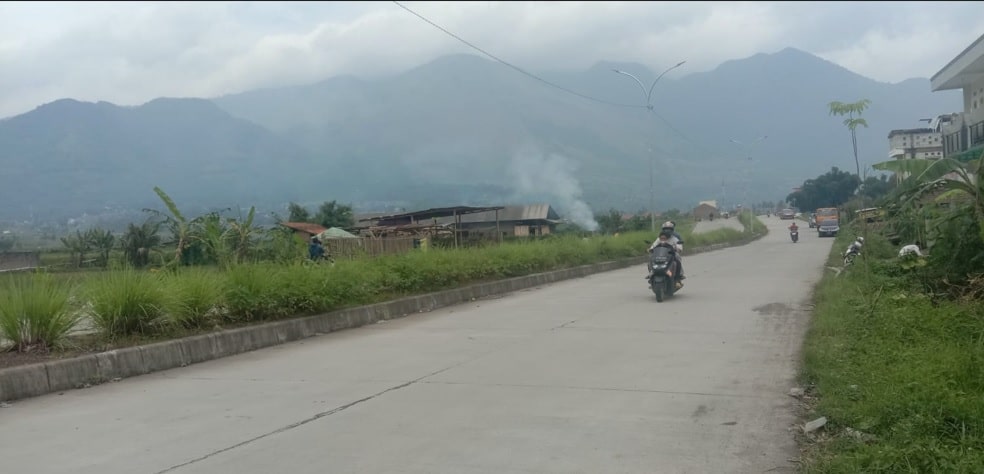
[648,221,685,281]
[788,222,799,233]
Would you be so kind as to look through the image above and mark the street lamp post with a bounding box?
[729,135,767,234]
[613,61,686,233]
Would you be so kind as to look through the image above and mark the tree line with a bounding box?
[56,188,361,269]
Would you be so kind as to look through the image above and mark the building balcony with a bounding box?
[943,116,984,159]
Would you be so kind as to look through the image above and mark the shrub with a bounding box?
[0,272,80,352]
[222,264,281,322]
[163,268,223,329]
[86,268,167,337]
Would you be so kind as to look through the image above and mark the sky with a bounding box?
[1,1,983,119]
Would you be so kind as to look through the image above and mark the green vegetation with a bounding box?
[285,200,355,229]
[86,268,167,337]
[0,184,765,358]
[0,210,763,354]
[799,151,984,471]
[787,167,863,212]
[0,273,80,351]
[799,228,984,473]
[736,209,769,238]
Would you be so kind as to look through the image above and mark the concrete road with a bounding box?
[0,218,832,474]
[692,218,744,234]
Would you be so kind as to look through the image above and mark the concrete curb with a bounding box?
[0,232,764,402]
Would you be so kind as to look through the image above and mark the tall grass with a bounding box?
[0,273,80,352]
[685,228,745,247]
[14,229,754,345]
[737,210,768,237]
[85,268,167,337]
[162,268,223,329]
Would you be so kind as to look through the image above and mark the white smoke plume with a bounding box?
[507,147,599,232]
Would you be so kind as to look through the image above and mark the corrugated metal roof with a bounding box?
[435,204,558,224]
[360,206,504,222]
[355,212,391,221]
[280,222,327,234]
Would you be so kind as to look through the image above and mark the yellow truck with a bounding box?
[815,207,839,237]
[856,207,885,223]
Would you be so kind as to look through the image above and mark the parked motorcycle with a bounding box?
[647,243,682,302]
[843,237,864,266]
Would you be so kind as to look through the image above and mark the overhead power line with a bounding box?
[391,1,645,109]
[392,1,734,163]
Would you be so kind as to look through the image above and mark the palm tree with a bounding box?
[121,218,163,267]
[829,99,871,193]
[60,230,90,268]
[85,228,116,267]
[830,98,872,275]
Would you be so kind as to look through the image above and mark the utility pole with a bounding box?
[729,136,768,233]
[613,61,686,233]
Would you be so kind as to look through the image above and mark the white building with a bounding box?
[931,33,984,160]
[887,127,943,161]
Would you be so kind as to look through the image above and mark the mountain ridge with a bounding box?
[0,47,962,222]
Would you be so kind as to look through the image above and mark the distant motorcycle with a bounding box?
[790,230,799,243]
[647,242,682,302]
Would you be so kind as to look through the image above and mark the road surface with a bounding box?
[692,217,744,234]
[1,218,832,474]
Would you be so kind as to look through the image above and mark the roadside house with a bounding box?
[693,202,718,221]
[436,204,560,239]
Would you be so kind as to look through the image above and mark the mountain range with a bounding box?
[0,47,962,224]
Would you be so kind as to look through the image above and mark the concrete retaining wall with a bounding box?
[0,234,762,402]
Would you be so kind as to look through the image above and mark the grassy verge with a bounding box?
[798,228,984,472]
[1,226,761,360]
[739,210,769,238]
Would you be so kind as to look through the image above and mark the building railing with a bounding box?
[970,119,984,148]
[942,117,984,157]
[944,130,964,156]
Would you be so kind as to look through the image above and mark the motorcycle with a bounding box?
[647,243,681,302]
[790,229,799,243]
[843,240,863,266]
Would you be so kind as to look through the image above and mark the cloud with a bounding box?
[1,1,982,118]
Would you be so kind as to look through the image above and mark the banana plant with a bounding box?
[873,150,983,242]
[143,186,196,267]
[226,206,258,265]
[196,211,232,267]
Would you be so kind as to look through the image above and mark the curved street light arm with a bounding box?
[647,61,686,104]
[612,69,649,106]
